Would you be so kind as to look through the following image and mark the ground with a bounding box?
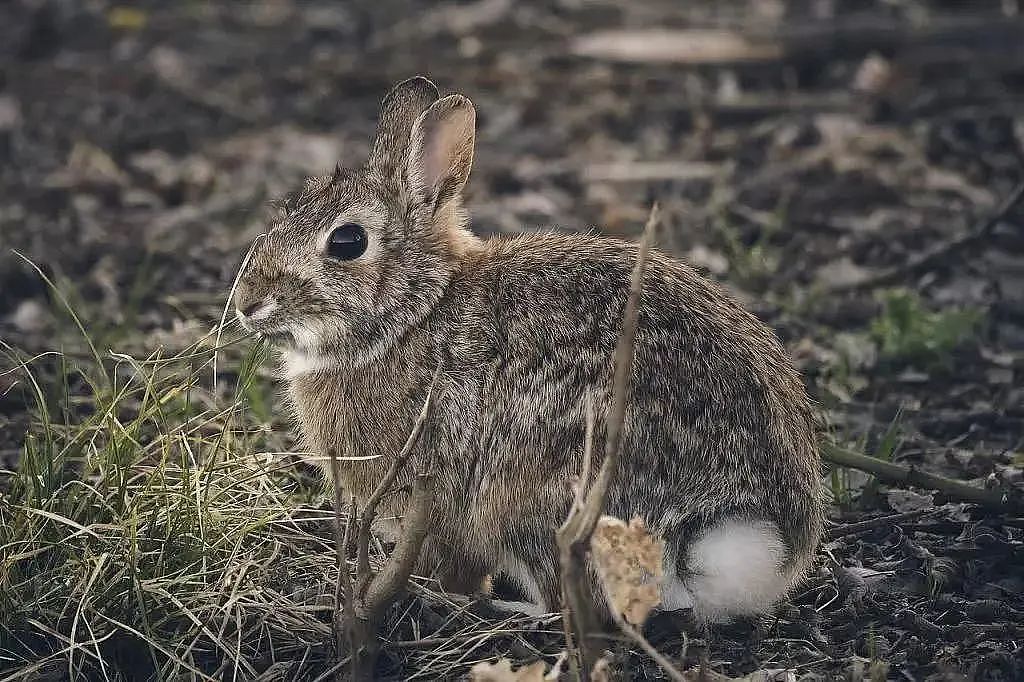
[1,0,1023,680]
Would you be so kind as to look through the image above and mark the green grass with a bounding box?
[0,305,343,679]
[870,289,984,369]
[826,410,904,510]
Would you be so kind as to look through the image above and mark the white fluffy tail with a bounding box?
[660,519,792,623]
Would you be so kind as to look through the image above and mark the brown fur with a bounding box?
[234,77,825,614]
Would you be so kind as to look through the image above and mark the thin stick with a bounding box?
[356,365,441,581]
[615,619,687,682]
[577,203,659,535]
[825,509,934,540]
[825,180,1024,293]
[329,475,353,682]
[556,204,660,680]
[573,396,598,514]
[361,453,436,615]
[822,441,1020,512]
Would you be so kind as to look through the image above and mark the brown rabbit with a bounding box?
[233,76,824,623]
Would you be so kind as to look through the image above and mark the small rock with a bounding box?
[815,256,872,287]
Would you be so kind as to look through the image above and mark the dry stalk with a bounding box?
[332,366,441,680]
[356,364,441,583]
[556,204,659,680]
[328,459,353,682]
[822,440,1022,512]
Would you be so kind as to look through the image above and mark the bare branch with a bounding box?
[823,441,1022,512]
[578,202,659,535]
[615,618,687,682]
[557,203,660,680]
[572,395,598,515]
[339,365,442,680]
[362,453,436,615]
[356,365,442,580]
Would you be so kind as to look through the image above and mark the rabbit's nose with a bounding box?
[234,283,263,318]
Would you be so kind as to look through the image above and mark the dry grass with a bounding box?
[0,272,566,680]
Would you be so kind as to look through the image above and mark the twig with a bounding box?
[356,365,442,584]
[361,451,436,616]
[340,496,357,677]
[342,366,442,680]
[580,203,659,535]
[560,396,596,682]
[615,619,687,682]
[824,508,934,540]
[556,204,660,680]
[825,180,1024,293]
[822,441,1021,512]
[328,448,351,682]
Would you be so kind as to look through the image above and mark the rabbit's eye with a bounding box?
[326,223,367,260]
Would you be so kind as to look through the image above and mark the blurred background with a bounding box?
[1,0,1023,678]
[5,0,1023,459]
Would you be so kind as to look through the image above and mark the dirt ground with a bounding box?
[1,0,1023,680]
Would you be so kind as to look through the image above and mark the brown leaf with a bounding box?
[591,656,614,682]
[590,516,664,625]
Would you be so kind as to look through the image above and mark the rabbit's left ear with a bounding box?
[406,94,476,218]
[367,77,440,185]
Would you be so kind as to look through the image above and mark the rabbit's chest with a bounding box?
[284,364,427,494]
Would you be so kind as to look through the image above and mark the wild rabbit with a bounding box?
[233,76,824,623]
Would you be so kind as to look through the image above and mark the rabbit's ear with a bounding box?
[406,94,475,218]
[367,76,439,181]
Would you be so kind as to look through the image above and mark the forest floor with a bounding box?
[1,0,1023,680]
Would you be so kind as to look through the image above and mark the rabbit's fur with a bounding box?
[234,77,824,623]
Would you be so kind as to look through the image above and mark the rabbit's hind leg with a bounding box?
[416,535,491,597]
[661,518,791,624]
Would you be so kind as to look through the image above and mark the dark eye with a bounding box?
[326,223,367,261]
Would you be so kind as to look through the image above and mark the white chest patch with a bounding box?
[280,349,335,379]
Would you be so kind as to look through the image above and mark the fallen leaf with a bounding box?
[590,656,613,682]
[886,489,934,512]
[590,516,663,625]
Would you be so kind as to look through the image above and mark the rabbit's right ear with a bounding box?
[405,94,476,220]
[367,77,440,185]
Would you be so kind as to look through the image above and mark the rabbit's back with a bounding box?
[441,232,822,574]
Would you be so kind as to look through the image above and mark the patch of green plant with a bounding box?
[709,190,789,290]
[869,288,984,369]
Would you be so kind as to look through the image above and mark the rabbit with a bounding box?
[232,76,824,624]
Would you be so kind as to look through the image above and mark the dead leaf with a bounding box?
[590,516,663,625]
[571,30,781,64]
[853,53,893,95]
[590,656,613,682]
[886,489,934,513]
[469,659,546,682]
